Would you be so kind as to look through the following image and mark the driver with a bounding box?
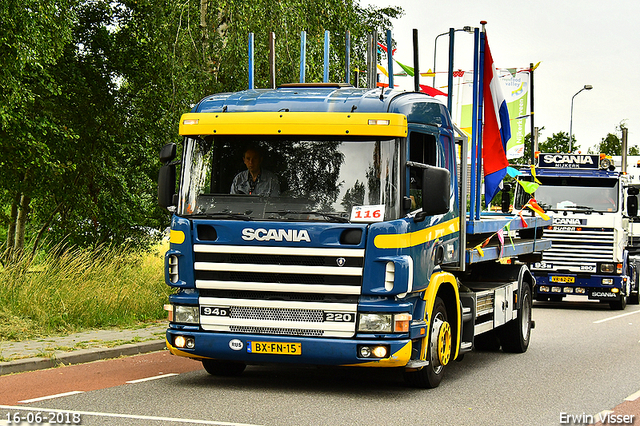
[230,147,280,196]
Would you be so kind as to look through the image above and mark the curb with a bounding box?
[0,340,167,376]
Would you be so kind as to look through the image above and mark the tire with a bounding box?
[202,359,246,377]
[629,271,639,304]
[499,282,532,353]
[610,295,627,310]
[404,297,451,388]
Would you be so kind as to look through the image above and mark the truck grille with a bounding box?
[229,326,324,337]
[194,244,363,338]
[230,306,323,323]
[537,228,614,272]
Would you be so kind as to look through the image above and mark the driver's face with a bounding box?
[243,150,263,174]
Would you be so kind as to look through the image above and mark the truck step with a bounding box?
[462,306,473,323]
[460,341,473,353]
[405,360,429,369]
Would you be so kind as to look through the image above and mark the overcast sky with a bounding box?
[363,0,640,152]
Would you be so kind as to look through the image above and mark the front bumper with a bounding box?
[166,328,413,368]
[534,274,626,300]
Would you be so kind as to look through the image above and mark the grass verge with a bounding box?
[0,243,172,341]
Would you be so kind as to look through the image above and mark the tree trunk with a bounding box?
[7,195,18,250]
[14,193,30,253]
[200,0,209,63]
[32,200,65,257]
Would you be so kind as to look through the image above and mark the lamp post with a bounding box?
[432,26,474,88]
[569,84,593,152]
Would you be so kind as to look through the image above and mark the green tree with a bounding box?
[0,0,77,259]
[1,0,403,257]
[593,123,639,156]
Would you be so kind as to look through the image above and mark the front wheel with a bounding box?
[499,282,532,353]
[403,297,451,388]
[610,295,627,310]
[202,359,246,376]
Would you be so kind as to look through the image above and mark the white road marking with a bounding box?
[18,391,84,404]
[0,405,262,426]
[625,388,640,401]
[593,309,640,324]
[126,373,178,384]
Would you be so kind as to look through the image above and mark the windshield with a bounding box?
[515,176,619,213]
[177,136,401,221]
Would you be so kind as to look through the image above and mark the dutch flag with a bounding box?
[482,34,511,205]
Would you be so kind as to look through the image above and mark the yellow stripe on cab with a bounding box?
[374,217,459,249]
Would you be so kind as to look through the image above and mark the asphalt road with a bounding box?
[1,299,639,426]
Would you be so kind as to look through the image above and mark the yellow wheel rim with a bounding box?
[437,321,452,366]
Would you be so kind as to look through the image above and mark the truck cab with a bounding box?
[515,153,639,309]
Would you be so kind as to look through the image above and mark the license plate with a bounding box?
[551,276,575,283]
[247,341,302,355]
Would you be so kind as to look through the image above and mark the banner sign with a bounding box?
[538,153,600,169]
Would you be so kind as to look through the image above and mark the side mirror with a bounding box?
[628,195,638,218]
[158,164,176,208]
[501,183,512,213]
[415,165,450,221]
[160,143,177,164]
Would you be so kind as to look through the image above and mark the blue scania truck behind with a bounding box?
[515,153,640,309]
[157,79,551,387]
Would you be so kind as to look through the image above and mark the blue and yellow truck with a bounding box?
[157,28,551,388]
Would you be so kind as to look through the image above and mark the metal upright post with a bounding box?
[323,30,330,83]
[529,62,535,164]
[299,31,306,83]
[345,31,351,84]
[386,30,394,89]
[248,33,255,89]
[470,28,480,222]
[366,32,377,89]
[269,32,276,89]
[476,28,486,220]
[413,29,420,92]
[447,28,455,112]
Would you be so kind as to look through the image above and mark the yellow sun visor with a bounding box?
[179,112,407,138]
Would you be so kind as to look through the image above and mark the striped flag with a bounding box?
[482,35,511,205]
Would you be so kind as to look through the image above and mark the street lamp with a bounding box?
[432,26,475,88]
[569,84,593,152]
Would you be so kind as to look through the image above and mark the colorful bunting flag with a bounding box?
[497,228,505,258]
[530,164,542,184]
[517,180,539,194]
[419,84,448,97]
[506,166,523,178]
[526,198,550,221]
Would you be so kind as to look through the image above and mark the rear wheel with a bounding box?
[499,282,532,353]
[404,297,451,388]
[202,359,246,376]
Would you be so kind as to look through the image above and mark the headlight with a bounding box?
[174,305,199,324]
[358,313,392,332]
[600,263,614,273]
[602,278,614,285]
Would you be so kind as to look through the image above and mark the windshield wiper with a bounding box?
[268,210,350,223]
[567,205,594,211]
[191,212,252,220]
